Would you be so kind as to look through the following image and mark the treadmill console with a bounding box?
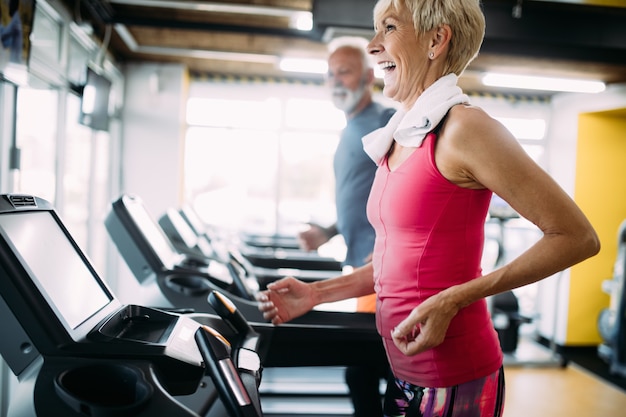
[0,194,263,417]
[0,195,200,367]
[106,194,258,301]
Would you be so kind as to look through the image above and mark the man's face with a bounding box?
[327,48,368,113]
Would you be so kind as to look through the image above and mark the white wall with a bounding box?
[547,84,626,196]
[121,63,188,217]
[114,62,188,302]
[0,83,15,194]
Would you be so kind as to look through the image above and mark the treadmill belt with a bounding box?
[259,367,384,416]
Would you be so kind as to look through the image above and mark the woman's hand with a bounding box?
[391,290,460,356]
[255,276,315,324]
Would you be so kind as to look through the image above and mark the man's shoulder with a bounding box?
[347,101,396,132]
[380,106,396,125]
[370,102,396,125]
[361,101,395,118]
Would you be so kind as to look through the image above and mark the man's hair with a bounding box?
[373,0,485,76]
[327,36,374,70]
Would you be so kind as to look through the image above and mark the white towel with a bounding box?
[362,73,469,165]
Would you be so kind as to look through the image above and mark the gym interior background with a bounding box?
[0,0,625,416]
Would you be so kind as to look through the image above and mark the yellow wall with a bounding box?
[567,108,626,344]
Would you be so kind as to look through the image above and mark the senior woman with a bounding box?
[257,0,600,416]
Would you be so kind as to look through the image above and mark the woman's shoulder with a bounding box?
[447,104,491,125]
[442,104,508,145]
[435,103,518,187]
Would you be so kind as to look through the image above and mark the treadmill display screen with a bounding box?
[0,211,112,329]
[125,199,180,267]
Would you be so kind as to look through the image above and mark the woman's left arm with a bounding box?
[392,105,600,356]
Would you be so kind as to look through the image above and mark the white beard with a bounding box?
[331,83,366,114]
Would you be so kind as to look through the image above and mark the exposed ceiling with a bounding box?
[69,0,626,95]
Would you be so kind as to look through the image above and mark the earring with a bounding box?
[429,52,435,59]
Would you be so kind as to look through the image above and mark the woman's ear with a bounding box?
[429,24,452,59]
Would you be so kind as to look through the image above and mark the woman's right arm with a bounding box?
[256,263,375,324]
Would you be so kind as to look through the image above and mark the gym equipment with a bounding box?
[105,193,384,368]
[491,291,532,354]
[239,233,301,250]
[162,203,343,274]
[598,219,626,378]
[158,205,337,290]
[0,194,263,417]
[158,207,229,264]
[236,240,343,273]
[106,194,259,302]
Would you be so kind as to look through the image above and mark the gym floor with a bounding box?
[504,365,626,417]
[260,365,626,417]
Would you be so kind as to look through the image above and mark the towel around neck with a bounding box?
[362,73,469,165]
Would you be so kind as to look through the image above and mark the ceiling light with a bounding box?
[279,58,328,74]
[291,12,313,31]
[482,72,606,93]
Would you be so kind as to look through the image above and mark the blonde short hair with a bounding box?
[373,0,485,76]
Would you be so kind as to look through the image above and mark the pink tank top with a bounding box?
[366,131,503,387]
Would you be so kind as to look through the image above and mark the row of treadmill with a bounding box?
[0,193,385,417]
[1,192,625,417]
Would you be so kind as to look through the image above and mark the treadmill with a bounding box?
[105,193,383,368]
[236,240,343,273]
[174,203,343,273]
[159,207,229,264]
[158,206,337,290]
[0,194,265,417]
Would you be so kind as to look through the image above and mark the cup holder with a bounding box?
[54,363,153,417]
[164,274,212,295]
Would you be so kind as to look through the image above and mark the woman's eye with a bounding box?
[385,24,395,33]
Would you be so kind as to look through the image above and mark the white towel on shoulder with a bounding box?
[362,73,469,165]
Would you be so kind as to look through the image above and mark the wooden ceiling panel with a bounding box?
[126,26,325,57]
[112,6,296,30]
[72,0,626,94]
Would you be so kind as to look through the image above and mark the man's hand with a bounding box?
[298,223,332,251]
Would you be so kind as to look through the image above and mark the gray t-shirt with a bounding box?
[333,102,395,267]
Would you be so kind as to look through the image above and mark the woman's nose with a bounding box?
[367,34,382,55]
